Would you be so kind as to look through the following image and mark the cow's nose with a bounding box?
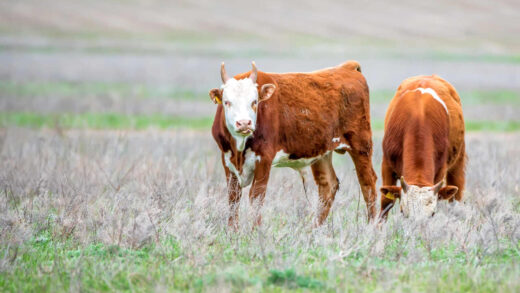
[236,120,252,130]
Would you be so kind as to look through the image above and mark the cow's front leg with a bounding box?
[379,157,398,220]
[222,153,243,230]
[227,173,242,230]
[248,158,272,227]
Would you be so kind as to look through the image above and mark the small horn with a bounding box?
[433,180,444,193]
[400,176,409,193]
[250,61,258,83]
[221,62,230,83]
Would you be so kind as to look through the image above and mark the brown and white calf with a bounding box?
[209,61,378,228]
[380,75,466,219]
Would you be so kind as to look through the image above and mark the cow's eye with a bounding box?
[224,101,231,107]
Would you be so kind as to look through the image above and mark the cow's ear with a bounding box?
[380,186,402,201]
[259,84,276,102]
[438,185,458,200]
[209,88,223,104]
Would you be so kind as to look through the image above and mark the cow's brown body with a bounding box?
[211,61,378,227]
[380,75,466,216]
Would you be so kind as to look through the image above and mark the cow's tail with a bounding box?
[342,60,362,73]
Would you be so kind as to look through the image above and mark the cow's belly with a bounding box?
[272,136,351,168]
[272,150,328,168]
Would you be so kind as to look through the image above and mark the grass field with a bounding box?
[0,129,519,291]
[1,0,520,292]
[2,112,520,132]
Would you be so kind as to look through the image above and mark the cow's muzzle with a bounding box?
[236,120,254,135]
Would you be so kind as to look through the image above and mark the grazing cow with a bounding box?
[380,75,466,219]
[209,61,378,228]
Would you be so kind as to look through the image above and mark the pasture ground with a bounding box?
[0,129,519,292]
[1,0,519,291]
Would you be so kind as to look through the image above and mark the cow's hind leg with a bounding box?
[311,152,339,226]
[347,136,378,221]
[447,149,466,202]
[296,167,313,199]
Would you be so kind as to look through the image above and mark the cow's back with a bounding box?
[383,75,465,176]
[235,61,370,159]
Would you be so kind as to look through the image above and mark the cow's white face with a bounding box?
[400,185,439,218]
[221,78,259,137]
[209,62,276,151]
[380,177,458,219]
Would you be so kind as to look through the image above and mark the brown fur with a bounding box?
[210,61,378,228]
[380,75,466,217]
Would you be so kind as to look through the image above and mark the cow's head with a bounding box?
[380,177,458,218]
[209,62,276,146]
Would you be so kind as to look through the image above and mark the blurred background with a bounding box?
[0,0,519,130]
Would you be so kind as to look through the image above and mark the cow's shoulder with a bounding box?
[211,106,232,153]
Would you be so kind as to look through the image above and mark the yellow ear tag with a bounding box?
[215,97,222,104]
[385,192,396,201]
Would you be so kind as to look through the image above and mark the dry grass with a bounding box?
[0,128,519,291]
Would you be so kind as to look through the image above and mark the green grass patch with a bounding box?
[0,231,519,292]
[428,51,520,64]
[1,112,519,132]
[0,81,205,100]
[2,81,519,106]
[465,120,520,132]
[0,112,213,130]
[267,269,325,289]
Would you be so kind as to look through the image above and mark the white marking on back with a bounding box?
[415,88,448,114]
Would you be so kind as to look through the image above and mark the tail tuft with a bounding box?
[343,60,362,73]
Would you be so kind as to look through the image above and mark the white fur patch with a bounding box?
[272,150,326,168]
[221,78,259,150]
[335,143,351,151]
[235,136,248,152]
[332,137,340,143]
[401,185,438,218]
[242,149,261,187]
[223,150,260,187]
[224,151,240,183]
[415,87,448,114]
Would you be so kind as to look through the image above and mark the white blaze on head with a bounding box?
[209,62,277,151]
[400,185,439,219]
[398,177,458,219]
[221,78,259,136]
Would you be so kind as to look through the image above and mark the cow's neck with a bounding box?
[402,124,435,186]
[220,115,247,169]
[233,135,248,152]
